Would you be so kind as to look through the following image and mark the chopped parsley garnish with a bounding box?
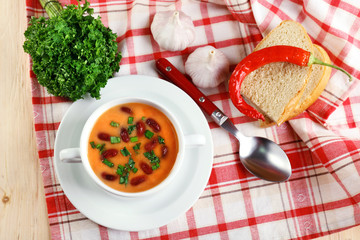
[120,147,131,156]
[126,157,135,169]
[133,143,141,154]
[120,176,128,184]
[92,141,106,155]
[116,164,129,184]
[110,121,119,127]
[116,165,125,176]
[103,159,114,168]
[145,130,154,139]
[152,163,160,170]
[133,143,141,150]
[128,117,134,124]
[144,150,160,170]
[130,136,138,142]
[96,143,105,152]
[116,156,137,185]
[158,136,165,144]
[110,136,121,144]
[128,125,136,135]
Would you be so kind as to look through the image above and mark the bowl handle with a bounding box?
[59,148,82,163]
[184,134,206,147]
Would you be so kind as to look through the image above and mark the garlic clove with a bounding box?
[151,10,195,51]
[185,46,230,88]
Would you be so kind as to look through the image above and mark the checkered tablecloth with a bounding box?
[26,0,360,239]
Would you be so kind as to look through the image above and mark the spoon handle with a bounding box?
[156,58,228,126]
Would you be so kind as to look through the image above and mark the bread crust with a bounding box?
[276,65,312,125]
[254,20,314,53]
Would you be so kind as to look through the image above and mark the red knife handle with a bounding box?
[155,58,218,117]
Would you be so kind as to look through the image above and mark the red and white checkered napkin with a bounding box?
[27,0,360,239]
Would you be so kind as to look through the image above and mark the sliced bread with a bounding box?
[286,44,332,120]
[240,20,314,125]
[260,44,332,127]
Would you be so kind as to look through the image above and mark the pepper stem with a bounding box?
[308,53,352,82]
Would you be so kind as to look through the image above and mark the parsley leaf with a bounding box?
[23,0,121,101]
[143,150,160,170]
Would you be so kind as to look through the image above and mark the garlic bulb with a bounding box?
[185,46,230,88]
[151,10,195,51]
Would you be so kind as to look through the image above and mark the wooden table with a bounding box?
[1,1,359,239]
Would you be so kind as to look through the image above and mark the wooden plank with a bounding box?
[0,0,50,239]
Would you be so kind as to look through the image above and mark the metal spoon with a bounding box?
[156,58,292,182]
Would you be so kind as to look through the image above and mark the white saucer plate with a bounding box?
[54,75,214,231]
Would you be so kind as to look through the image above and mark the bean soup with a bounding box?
[88,103,179,193]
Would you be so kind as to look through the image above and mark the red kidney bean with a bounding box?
[98,132,111,141]
[121,106,132,114]
[120,127,130,142]
[136,121,145,136]
[146,118,161,132]
[101,149,118,160]
[101,172,117,181]
[140,162,153,175]
[130,175,146,186]
[144,139,157,152]
[161,145,168,157]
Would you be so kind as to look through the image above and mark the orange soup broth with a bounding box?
[88,103,179,193]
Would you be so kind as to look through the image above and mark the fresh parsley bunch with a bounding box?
[23,0,121,101]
